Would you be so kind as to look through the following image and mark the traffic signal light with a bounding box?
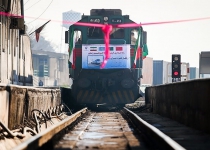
[172,54,181,78]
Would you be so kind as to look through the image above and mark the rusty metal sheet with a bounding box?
[9,86,27,129]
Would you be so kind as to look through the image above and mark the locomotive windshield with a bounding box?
[87,27,124,39]
[87,27,103,38]
[110,28,124,38]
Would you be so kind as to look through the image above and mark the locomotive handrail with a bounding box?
[86,39,126,44]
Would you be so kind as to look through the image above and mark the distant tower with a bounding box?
[61,10,81,53]
[62,10,81,29]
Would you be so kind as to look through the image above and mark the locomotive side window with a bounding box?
[131,29,138,45]
[74,30,82,45]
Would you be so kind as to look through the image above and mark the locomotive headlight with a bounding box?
[121,78,134,89]
[104,17,108,21]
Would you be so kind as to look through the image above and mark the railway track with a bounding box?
[54,110,146,149]
[54,108,185,150]
[4,101,210,150]
[9,107,184,150]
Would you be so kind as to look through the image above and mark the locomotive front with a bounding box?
[65,9,148,107]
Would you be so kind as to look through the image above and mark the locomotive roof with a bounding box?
[90,9,122,16]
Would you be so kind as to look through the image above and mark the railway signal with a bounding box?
[172,54,181,81]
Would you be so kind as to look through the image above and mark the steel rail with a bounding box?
[13,108,88,150]
[123,107,186,150]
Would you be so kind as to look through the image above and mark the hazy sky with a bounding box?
[23,0,210,67]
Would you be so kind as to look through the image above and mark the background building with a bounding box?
[32,50,70,87]
[153,60,190,85]
[141,57,153,85]
[31,10,82,87]
[189,67,199,79]
[153,60,169,85]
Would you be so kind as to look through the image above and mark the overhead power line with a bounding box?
[24,0,31,5]
[26,0,53,24]
[24,0,42,11]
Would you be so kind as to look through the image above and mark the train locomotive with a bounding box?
[65,9,148,107]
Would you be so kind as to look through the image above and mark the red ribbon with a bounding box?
[2,11,210,68]
[0,12,23,18]
[100,25,113,68]
[72,17,210,69]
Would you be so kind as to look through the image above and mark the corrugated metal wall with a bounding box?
[0,0,33,85]
[22,35,33,85]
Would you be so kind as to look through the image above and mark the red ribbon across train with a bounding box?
[1,11,210,68]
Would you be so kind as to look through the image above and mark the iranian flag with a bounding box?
[69,28,76,69]
[133,30,149,68]
[133,30,141,68]
[143,43,148,59]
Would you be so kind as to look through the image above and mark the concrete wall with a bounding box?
[0,84,61,129]
[0,84,9,127]
[145,78,210,134]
